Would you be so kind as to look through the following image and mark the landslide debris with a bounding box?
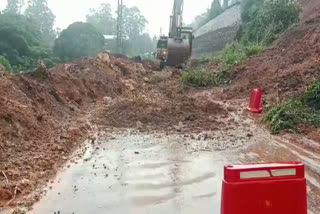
[0,54,227,207]
[225,0,320,103]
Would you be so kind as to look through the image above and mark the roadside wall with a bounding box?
[192,3,241,58]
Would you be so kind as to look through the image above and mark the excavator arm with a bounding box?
[169,0,184,38]
[157,0,192,68]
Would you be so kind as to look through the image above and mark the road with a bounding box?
[29,124,320,213]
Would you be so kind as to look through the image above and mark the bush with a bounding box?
[304,79,320,110]
[182,68,227,87]
[244,43,265,57]
[241,0,300,45]
[264,80,320,134]
[183,43,264,87]
[0,14,58,71]
[54,22,105,61]
[0,55,12,71]
[219,43,264,65]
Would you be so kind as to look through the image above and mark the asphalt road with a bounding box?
[29,129,320,214]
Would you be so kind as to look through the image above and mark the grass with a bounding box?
[264,79,320,134]
[181,68,228,87]
[182,43,264,87]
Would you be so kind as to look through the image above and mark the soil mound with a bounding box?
[225,0,320,102]
[0,54,226,207]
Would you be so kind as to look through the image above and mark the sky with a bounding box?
[0,0,213,36]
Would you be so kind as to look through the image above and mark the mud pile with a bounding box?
[92,57,227,133]
[0,57,125,206]
[225,0,320,102]
[0,54,227,207]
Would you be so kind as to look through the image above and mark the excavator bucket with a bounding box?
[166,38,190,67]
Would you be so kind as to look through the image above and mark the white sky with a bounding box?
[0,0,213,36]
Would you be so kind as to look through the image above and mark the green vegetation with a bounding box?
[0,55,12,71]
[86,3,115,35]
[189,0,225,30]
[209,0,223,20]
[182,68,228,87]
[0,13,57,72]
[86,4,154,56]
[0,0,155,72]
[24,0,56,45]
[241,0,300,45]
[0,0,59,72]
[185,0,299,87]
[264,80,320,134]
[53,22,105,62]
[3,0,24,14]
[304,79,320,110]
[182,43,264,87]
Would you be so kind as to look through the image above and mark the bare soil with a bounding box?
[224,0,320,104]
[0,55,227,209]
[1,0,319,211]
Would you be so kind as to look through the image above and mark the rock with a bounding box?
[174,121,184,132]
[0,188,12,201]
[11,208,26,214]
[135,63,146,74]
[246,133,253,138]
[97,52,111,66]
[103,96,113,105]
[36,60,48,73]
[121,79,136,91]
[7,168,20,177]
[0,66,7,76]
[136,121,142,129]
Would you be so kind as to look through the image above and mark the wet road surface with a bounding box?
[29,128,320,214]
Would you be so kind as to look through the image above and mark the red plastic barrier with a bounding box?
[221,162,307,214]
[247,88,263,113]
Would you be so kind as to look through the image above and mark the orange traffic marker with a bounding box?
[247,88,263,113]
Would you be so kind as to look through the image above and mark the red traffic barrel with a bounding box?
[221,162,307,214]
[247,88,263,113]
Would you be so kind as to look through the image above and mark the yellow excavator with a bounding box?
[156,0,193,69]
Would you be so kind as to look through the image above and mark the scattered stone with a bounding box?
[97,52,111,66]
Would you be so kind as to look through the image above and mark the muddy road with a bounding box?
[27,115,320,214]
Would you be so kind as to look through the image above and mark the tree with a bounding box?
[120,6,150,56]
[53,22,105,61]
[241,0,264,23]
[84,4,151,56]
[0,13,56,71]
[3,0,24,14]
[0,13,39,69]
[209,0,223,20]
[123,33,154,56]
[86,3,115,35]
[189,10,210,30]
[24,0,56,45]
[121,6,147,39]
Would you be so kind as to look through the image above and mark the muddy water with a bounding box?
[29,130,320,214]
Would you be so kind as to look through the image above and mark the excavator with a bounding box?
[156,0,193,69]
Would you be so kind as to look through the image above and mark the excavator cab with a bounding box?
[157,36,168,60]
[156,36,169,69]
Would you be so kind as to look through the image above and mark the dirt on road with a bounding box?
[1,0,320,211]
[0,54,228,209]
